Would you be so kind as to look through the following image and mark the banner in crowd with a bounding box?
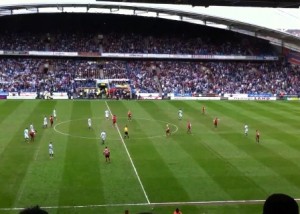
[78,52,100,57]
[28,51,78,57]
[248,93,273,97]
[286,97,300,101]
[171,93,220,100]
[0,50,280,60]
[174,93,219,97]
[225,93,276,100]
[283,94,300,101]
[174,93,192,97]
[171,96,221,100]
[224,93,248,98]
[0,92,8,99]
[7,92,36,99]
[52,92,68,99]
[101,53,279,61]
[3,50,28,55]
[7,92,68,99]
[137,93,162,100]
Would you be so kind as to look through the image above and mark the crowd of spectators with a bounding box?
[0,32,100,53]
[101,32,262,55]
[0,59,131,96]
[1,58,300,97]
[128,60,300,96]
[180,61,300,96]
[0,31,275,56]
[0,58,100,94]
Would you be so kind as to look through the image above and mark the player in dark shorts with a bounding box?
[166,124,171,136]
[127,110,132,121]
[112,115,117,127]
[103,146,110,162]
[50,115,54,127]
[256,130,260,143]
[124,125,129,139]
[214,117,218,128]
[187,120,192,134]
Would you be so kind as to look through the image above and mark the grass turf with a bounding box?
[0,100,300,214]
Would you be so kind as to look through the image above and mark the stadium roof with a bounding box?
[0,0,299,52]
[97,0,300,8]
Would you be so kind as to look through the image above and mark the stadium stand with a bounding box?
[0,14,276,56]
[1,58,300,97]
[0,13,299,99]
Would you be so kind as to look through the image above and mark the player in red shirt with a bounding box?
[29,129,36,142]
[112,115,117,127]
[202,106,206,115]
[50,115,54,127]
[166,124,171,136]
[103,146,110,162]
[187,120,192,134]
[256,130,260,143]
[214,117,218,128]
[127,110,132,121]
[173,208,182,214]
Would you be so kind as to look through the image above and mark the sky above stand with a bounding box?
[183,6,300,30]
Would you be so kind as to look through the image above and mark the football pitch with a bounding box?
[1,100,300,214]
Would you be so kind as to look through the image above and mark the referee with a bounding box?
[124,125,129,139]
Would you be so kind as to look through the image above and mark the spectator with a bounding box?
[263,193,299,214]
[19,205,48,214]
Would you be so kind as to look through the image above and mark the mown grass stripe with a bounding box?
[149,101,240,200]
[0,100,24,155]
[208,101,300,196]
[0,101,49,208]
[220,101,300,153]
[12,101,76,212]
[134,101,230,202]
[58,101,105,206]
[232,101,300,132]
[101,101,153,204]
[105,101,151,205]
[107,101,191,203]
[179,101,295,196]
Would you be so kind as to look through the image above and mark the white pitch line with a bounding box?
[53,117,178,140]
[3,198,300,211]
[150,199,266,206]
[0,202,149,211]
[105,101,150,204]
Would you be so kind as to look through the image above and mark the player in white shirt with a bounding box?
[105,110,109,120]
[30,124,34,132]
[53,109,57,120]
[49,142,54,158]
[244,124,248,136]
[24,128,29,142]
[43,116,48,128]
[178,109,183,120]
[100,131,107,144]
[88,118,92,129]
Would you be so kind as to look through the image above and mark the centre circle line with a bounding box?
[53,117,178,140]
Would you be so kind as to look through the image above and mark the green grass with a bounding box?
[1,100,300,214]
